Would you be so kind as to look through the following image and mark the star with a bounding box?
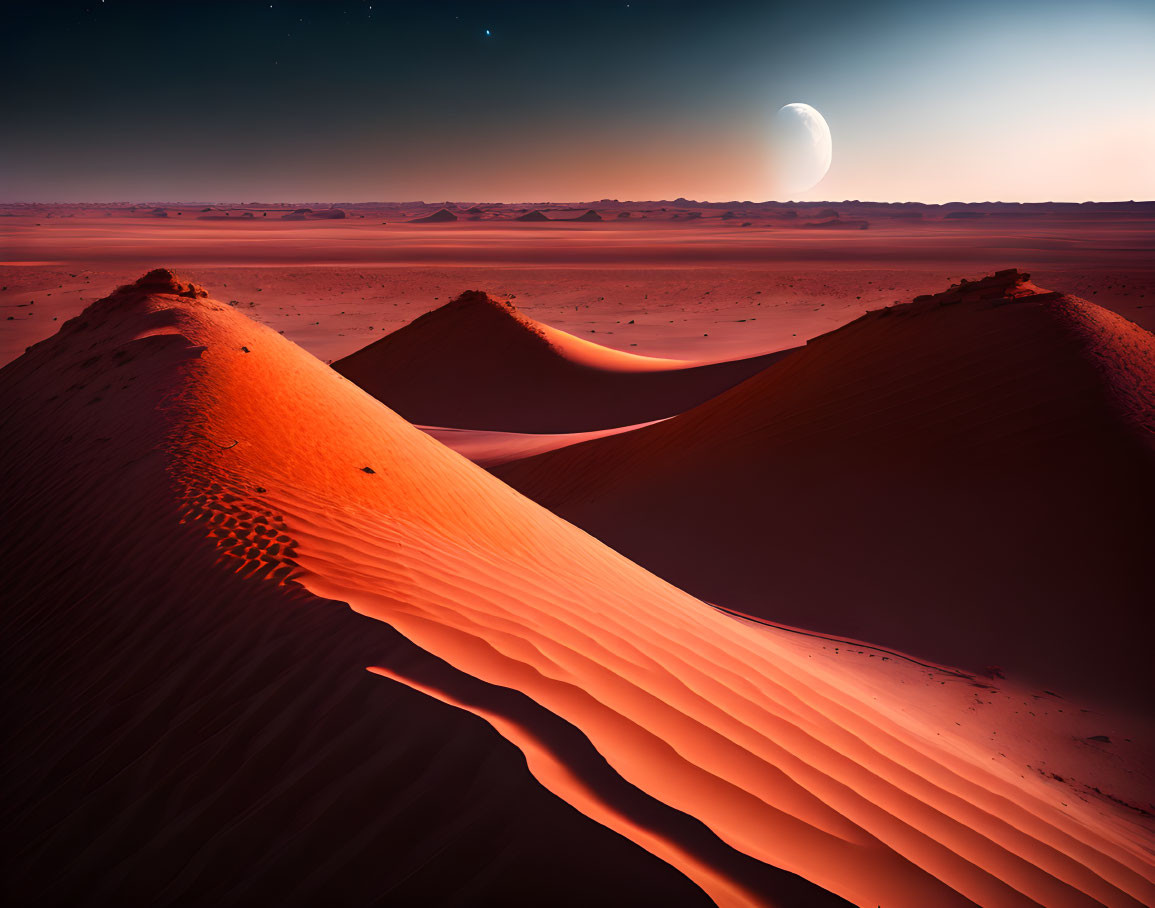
[485,29,491,37]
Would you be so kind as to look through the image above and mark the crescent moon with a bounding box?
[772,102,833,194]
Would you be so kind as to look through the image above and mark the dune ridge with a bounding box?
[496,270,1155,708]
[332,289,792,432]
[417,419,669,467]
[3,272,1153,906]
[0,271,720,906]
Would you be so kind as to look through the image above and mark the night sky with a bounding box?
[3,0,1154,202]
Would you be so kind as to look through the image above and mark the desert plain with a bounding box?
[4,200,1154,367]
[2,199,1154,907]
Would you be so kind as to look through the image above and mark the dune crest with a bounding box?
[333,289,791,432]
[417,418,669,467]
[495,270,1155,708]
[5,273,1153,906]
[0,270,726,906]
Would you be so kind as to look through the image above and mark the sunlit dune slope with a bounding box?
[0,271,720,907]
[495,270,1155,710]
[3,271,1153,907]
[332,290,790,432]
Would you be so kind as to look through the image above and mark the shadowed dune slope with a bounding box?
[417,419,667,467]
[3,271,1153,907]
[332,290,791,432]
[495,271,1155,709]
[0,271,719,908]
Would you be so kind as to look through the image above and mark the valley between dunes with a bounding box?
[3,270,1153,907]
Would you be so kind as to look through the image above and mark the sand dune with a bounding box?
[332,290,791,432]
[418,419,667,467]
[0,270,715,906]
[496,270,1155,709]
[3,271,1153,906]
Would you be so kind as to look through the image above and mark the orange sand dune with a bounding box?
[0,273,717,906]
[418,419,668,467]
[3,271,1153,907]
[496,271,1155,710]
[332,290,793,432]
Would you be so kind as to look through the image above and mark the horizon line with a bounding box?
[3,199,1153,207]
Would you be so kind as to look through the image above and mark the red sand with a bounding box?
[496,271,1155,711]
[418,420,667,467]
[3,204,1154,371]
[333,290,791,432]
[3,271,1153,906]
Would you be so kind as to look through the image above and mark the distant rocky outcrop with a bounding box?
[802,218,869,230]
[409,208,459,223]
[569,209,603,222]
[515,210,550,222]
[280,208,346,221]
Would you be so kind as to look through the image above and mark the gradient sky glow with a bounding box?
[3,0,1154,202]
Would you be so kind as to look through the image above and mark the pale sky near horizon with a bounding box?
[3,0,1153,203]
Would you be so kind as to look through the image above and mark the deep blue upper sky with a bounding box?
[3,0,1153,201]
